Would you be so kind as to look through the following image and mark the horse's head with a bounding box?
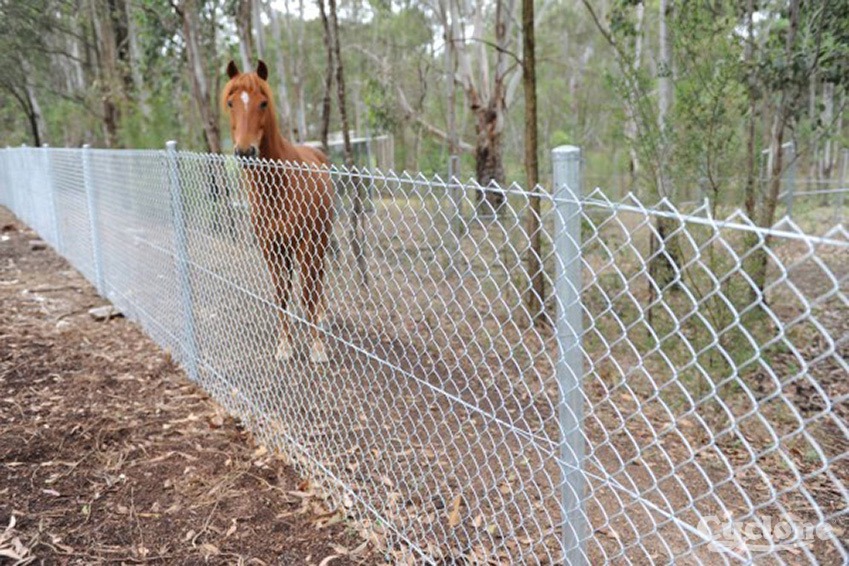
[222,60,275,159]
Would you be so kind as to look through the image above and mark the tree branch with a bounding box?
[352,44,474,153]
[450,36,522,67]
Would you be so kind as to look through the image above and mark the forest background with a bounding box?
[1,0,847,223]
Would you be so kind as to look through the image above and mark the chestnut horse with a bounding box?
[223,60,334,363]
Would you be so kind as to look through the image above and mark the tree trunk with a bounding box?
[126,0,150,118]
[91,0,120,147]
[253,0,266,60]
[441,0,458,162]
[328,0,354,164]
[236,0,254,70]
[820,81,835,205]
[175,0,221,154]
[626,1,644,187]
[317,0,333,149]
[68,14,87,94]
[743,0,757,220]
[328,0,367,287]
[649,0,678,294]
[109,0,132,95]
[27,111,42,147]
[657,0,672,199]
[8,85,42,147]
[18,58,47,146]
[522,0,544,324]
[292,0,308,141]
[748,0,800,294]
[808,71,819,182]
[269,5,293,138]
[453,0,517,210]
[740,0,762,306]
[439,0,464,260]
[474,104,505,216]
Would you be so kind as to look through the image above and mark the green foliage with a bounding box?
[0,0,845,197]
[550,130,571,147]
[667,4,747,199]
[362,76,396,132]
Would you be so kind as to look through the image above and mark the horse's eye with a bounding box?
[227,100,232,108]
[260,101,268,109]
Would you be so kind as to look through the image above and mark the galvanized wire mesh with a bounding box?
[0,145,846,565]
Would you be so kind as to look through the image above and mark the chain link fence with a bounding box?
[1,144,846,565]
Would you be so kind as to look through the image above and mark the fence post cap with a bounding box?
[166,140,178,151]
[552,146,581,160]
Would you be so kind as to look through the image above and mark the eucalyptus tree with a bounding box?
[170,0,223,153]
[745,0,849,290]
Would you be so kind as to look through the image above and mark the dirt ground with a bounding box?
[0,207,381,565]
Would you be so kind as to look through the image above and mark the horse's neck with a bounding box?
[260,127,298,163]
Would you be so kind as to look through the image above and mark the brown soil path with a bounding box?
[0,207,381,565]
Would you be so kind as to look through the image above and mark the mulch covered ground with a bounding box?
[0,207,381,565]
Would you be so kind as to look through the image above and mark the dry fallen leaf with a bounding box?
[318,555,341,566]
[349,540,369,556]
[596,526,621,542]
[199,542,220,557]
[448,495,462,528]
[314,510,344,529]
[0,517,30,562]
[287,489,315,499]
[225,519,237,538]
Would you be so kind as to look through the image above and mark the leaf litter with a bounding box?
[0,209,379,564]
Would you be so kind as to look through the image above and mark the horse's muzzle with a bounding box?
[235,146,258,159]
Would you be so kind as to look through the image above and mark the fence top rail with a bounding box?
[579,189,849,248]
[3,146,846,248]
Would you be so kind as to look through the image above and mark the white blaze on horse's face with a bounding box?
[229,88,263,159]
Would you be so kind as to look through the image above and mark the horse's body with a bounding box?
[223,60,334,363]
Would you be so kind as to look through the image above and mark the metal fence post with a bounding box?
[82,144,106,295]
[165,141,199,383]
[6,147,19,215]
[552,145,586,566]
[42,144,62,253]
[2,148,10,210]
[18,144,31,225]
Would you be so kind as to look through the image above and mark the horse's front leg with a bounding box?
[299,232,330,364]
[261,238,295,361]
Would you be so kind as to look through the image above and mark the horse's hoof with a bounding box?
[310,340,329,364]
[276,338,293,361]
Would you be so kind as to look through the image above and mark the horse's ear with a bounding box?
[226,60,240,79]
[256,60,268,81]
